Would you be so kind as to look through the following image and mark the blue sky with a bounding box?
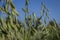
[0,0,60,23]
[12,0,60,23]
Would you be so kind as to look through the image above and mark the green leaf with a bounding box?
[25,0,29,6]
[0,7,4,11]
[11,9,19,16]
[39,16,42,20]
[46,12,49,19]
[33,12,37,21]
[44,19,46,24]
[41,2,46,9]
[10,1,15,9]
[22,8,29,13]
[5,3,9,12]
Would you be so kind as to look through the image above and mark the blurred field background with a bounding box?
[0,0,60,40]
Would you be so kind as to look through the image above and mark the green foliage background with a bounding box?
[0,0,60,40]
